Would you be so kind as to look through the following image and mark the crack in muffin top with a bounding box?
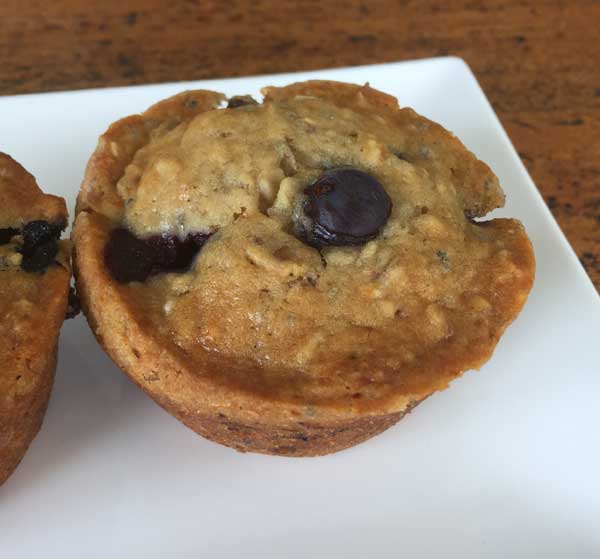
[75,82,534,408]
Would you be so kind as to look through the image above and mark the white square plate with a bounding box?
[1,57,599,558]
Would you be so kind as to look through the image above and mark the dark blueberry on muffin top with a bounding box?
[302,168,392,248]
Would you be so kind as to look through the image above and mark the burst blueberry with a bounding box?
[22,220,61,253]
[105,229,212,283]
[21,240,59,272]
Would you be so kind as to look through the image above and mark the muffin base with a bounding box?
[160,395,423,456]
[0,346,57,485]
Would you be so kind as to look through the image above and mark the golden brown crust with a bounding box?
[0,154,70,484]
[73,81,535,456]
[0,346,57,484]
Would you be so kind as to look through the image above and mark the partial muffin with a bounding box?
[0,154,71,484]
[73,81,534,456]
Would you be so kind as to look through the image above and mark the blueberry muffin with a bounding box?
[73,81,535,456]
[0,154,71,484]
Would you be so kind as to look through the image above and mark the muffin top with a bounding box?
[0,153,71,405]
[0,153,66,229]
[75,81,534,414]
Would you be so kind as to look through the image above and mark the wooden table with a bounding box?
[1,1,598,289]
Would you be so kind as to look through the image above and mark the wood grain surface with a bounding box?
[0,0,598,289]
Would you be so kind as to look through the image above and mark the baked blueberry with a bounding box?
[66,286,81,319]
[0,227,19,245]
[302,168,392,247]
[105,229,212,283]
[105,228,159,283]
[18,220,64,272]
[147,232,212,272]
[22,220,55,252]
[227,95,258,109]
[21,240,59,272]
